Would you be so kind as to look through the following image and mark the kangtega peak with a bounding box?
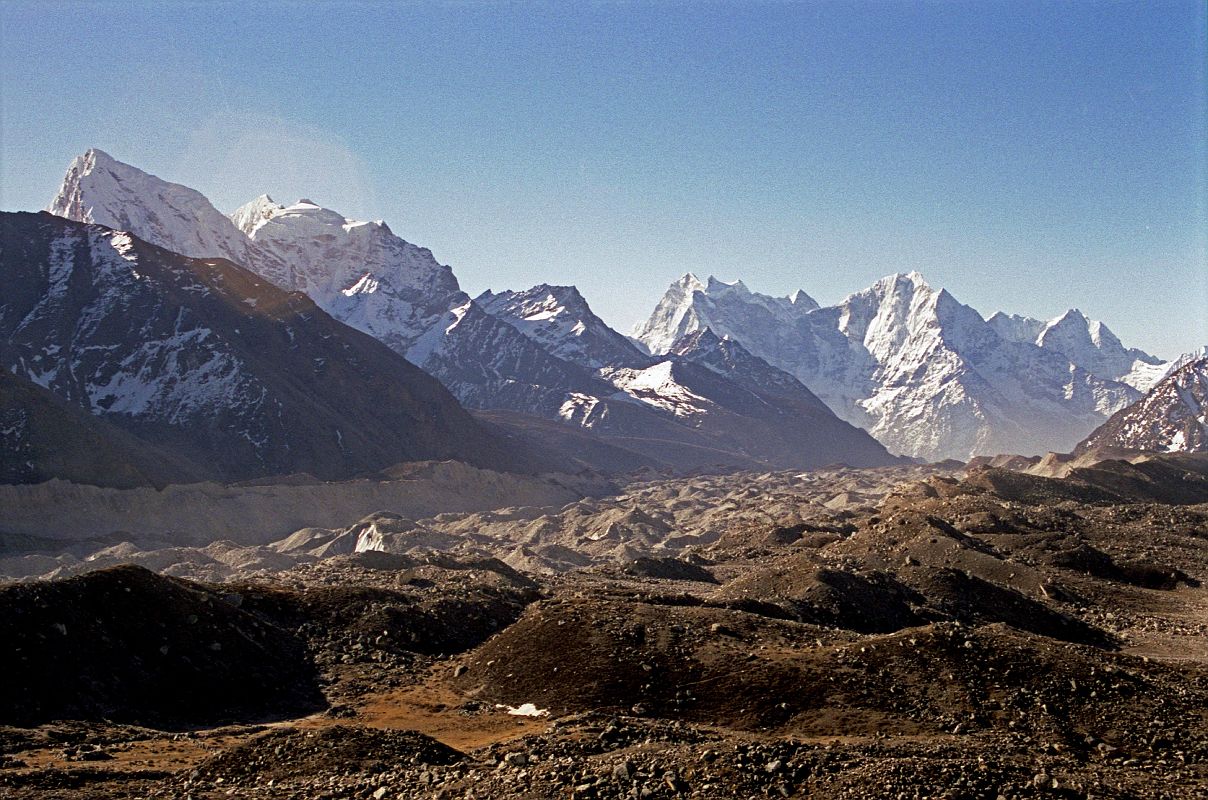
[635,272,1147,461]
[1077,358,1208,454]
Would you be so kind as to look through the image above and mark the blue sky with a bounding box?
[2,1,1204,358]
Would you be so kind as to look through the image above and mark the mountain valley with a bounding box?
[1,456,1206,798]
[0,148,1204,799]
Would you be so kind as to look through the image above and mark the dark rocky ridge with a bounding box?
[0,369,204,488]
[1078,357,1208,454]
[0,565,323,728]
[0,212,525,482]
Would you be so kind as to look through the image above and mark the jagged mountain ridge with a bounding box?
[634,273,820,361]
[635,272,1143,461]
[49,150,605,421]
[477,284,650,370]
[230,195,464,353]
[47,150,899,472]
[475,283,896,468]
[1077,358,1208,454]
[0,211,522,481]
[987,308,1169,391]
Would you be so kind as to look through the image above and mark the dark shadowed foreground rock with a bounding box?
[0,565,324,728]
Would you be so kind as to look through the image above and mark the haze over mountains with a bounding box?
[0,147,1197,489]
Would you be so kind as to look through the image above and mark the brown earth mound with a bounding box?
[715,558,926,633]
[455,592,1208,753]
[233,557,540,664]
[189,725,464,787]
[904,566,1112,646]
[620,556,719,583]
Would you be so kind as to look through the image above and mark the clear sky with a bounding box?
[2,1,1205,358]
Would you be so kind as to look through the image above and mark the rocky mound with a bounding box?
[454,592,1207,747]
[904,567,1110,646]
[965,454,1208,506]
[620,556,718,583]
[714,559,926,633]
[232,556,541,668]
[0,565,323,727]
[189,725,463,787]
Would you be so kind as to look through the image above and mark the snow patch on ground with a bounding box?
[498,702,549,717]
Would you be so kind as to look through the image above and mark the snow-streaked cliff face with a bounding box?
[2,211,518,480]
[47,149,297,288]
[635,271,1143,461]
[1080,358,1208,453]
[477,284,650,370]
[48,150,601,415]
[232,197,465,353]
[632,273,818,357]
[988,308,1169,391]
[8,224,268,428]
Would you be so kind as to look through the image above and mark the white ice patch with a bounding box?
[606,362,708,417]
[342,273,380,297]
[497,702,549,717]
[354,524,386,553]
[108,232,139,262]
[558,392,601,425]
[445,301,471,334]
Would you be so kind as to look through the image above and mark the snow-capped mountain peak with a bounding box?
[49,148,256,263]
[705,276,748,293]
[477,283,650,369]
[633,272,820,355]
[50,149,477,359]
[988,306,1168,390]
[230,194,284,235]
[48,149,299,288]
[677,272,707,291]
[635,270,1145,460]
[986,311,1046,345]
[236,196,465,353]
[789,289,818,309]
